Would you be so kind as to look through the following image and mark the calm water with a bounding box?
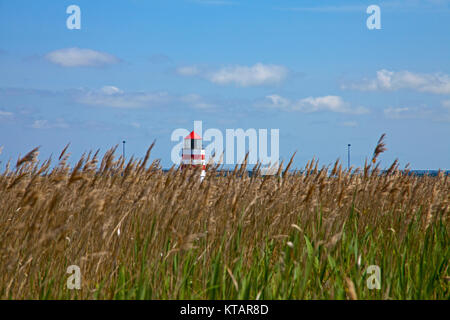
[403,170,449,177]
[162,169,449,177]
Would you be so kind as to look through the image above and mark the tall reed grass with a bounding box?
[0,136,448,299]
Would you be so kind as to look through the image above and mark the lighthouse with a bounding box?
[181,131,206,181]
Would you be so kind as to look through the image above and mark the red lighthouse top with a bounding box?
[184,131,202,140]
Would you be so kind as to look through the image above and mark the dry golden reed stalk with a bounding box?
[345,277,358,300]
[372,133,387,164]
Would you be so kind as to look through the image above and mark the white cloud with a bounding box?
[265,94,290,107]
[383,102,450,122]
[180,94,216,109]
[100,85,124,95]
[208,63,288,87]
[45,48,120,67]
[382,105,443,120]
[0,110,13,117]
[176,66,200,76]
[177,63,288,87]
[32,120,49,129]
[76,86,216,110]
[263,94,369,114]
[341,121,358,127]
[77,86,170,108]
[32,119,68,129]
[343,69,450,94]
[383,107,413,119]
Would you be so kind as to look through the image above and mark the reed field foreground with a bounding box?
[0,136,448,300]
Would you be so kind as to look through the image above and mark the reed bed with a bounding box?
[0,136,448,299]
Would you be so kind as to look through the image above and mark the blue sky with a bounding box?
[0,0,449,170]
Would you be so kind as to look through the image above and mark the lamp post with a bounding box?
[347,144,351,170]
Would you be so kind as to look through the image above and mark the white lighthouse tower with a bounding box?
[181,131,206,181]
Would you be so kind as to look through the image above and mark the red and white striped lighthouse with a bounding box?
[181,131,206,181]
